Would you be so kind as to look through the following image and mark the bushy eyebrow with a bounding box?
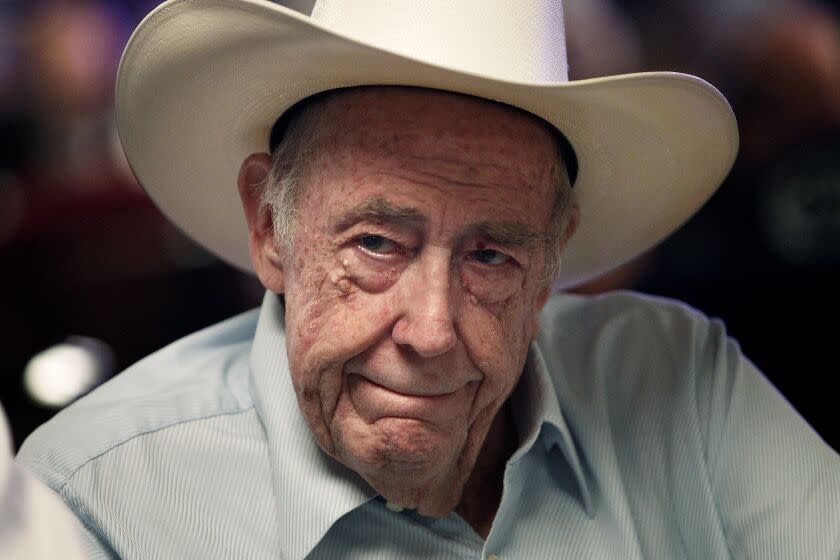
[466,221,549,249]
[330,197,427,233]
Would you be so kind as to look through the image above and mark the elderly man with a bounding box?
[18,0,840,558]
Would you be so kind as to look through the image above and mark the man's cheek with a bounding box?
[459,310,530,408]
[288,289,400,395]
[287,270,354,347]
[294,383,337,453]
[462,303,529,361]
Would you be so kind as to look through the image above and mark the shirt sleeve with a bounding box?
[695,321,840,558]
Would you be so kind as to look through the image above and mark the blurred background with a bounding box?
[1,0,838,451]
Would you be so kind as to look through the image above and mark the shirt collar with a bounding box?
[510,342,594,517]
[249,292,376,560]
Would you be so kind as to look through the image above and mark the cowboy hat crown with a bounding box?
[309,0,569,82]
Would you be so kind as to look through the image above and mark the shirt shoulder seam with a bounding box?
[56,404,257,495]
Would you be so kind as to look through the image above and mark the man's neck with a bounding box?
[455,400,518,539]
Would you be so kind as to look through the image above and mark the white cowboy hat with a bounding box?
[116,0,738,288]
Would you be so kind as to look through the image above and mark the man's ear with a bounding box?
[237,152,285,293]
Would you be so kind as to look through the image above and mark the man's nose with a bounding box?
[391,249,458,358]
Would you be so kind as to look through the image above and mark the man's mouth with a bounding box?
[345,366,478,397]
[358,376,457,397]
[346,373,471,422]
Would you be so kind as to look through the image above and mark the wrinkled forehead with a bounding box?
[280,88,565,236]
[323,87,551,139]
[324,88,561,184]
[273,86,570,176]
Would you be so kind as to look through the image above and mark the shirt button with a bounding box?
[486,555,500,560]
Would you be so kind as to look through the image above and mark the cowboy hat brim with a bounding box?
[116,0,738,288]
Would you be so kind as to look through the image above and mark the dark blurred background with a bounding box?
[1,0,838,451]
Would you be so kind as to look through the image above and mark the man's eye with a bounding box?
[358,235,398,254]
[471,249,509,266]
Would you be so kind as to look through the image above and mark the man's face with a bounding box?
[255,88,565,516]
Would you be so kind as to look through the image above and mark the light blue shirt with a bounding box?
[18,291,840,559]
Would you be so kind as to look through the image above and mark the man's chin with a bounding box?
[333,417,468,514]
[340,417,454,470]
